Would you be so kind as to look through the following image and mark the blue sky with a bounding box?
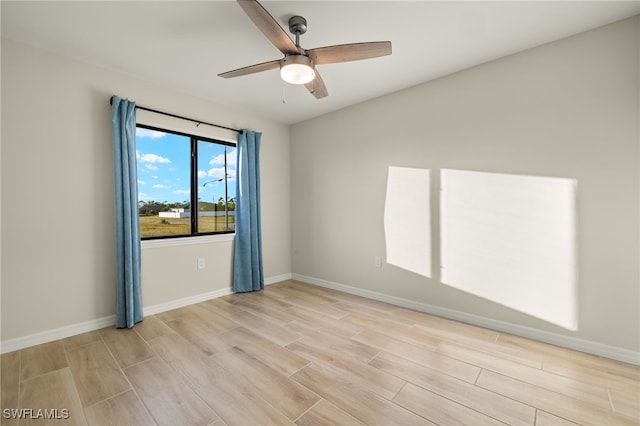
[136,127,236,204]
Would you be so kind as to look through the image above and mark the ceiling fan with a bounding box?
[218,0,392,99]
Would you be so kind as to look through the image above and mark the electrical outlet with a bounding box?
[197,257,206,270]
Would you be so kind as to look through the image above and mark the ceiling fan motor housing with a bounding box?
[288,16,308,35]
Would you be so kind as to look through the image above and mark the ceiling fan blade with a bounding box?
[237,0,299,55]
[307,41,392,65]
[305,69,328,99]
[218,59,280,78]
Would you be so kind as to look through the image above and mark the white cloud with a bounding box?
[197,170,207,179]
[139,153,171,164]
[173,189,190,196]
[153,184,170,189]
[209,148,237,168]
[206,168,236,181]
[138,192,150,201]
[151,175,159,179]
[145,164,158,171]
[207,167,226,180]
[136,128,166,139]
[138,179,146,185]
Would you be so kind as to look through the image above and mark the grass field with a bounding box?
[139,215,235,238]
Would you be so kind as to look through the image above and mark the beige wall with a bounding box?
[291,17,639,354]
[1,39,291,344]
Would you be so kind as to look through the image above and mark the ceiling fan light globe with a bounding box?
[280,55,315,85]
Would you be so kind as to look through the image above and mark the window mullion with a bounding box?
[190,137,198,234]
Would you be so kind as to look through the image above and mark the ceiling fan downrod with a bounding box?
[288,16,307,48]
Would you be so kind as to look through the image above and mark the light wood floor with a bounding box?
[2,280,638,425]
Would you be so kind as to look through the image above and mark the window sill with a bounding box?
[141,233,235,249]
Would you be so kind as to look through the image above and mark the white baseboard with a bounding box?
[0,274,292,354]
[142,288,233,317]
[265,273,293,285]
[292,273,640,366]
[0,315,117,355]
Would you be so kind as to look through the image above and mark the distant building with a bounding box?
[159,208,190,218]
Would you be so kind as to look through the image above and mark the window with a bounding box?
[136,124,236,239]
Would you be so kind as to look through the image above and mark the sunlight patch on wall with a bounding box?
[440,169,578,330]
[384,166,431,278]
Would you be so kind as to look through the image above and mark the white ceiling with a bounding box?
[2,1,639,124]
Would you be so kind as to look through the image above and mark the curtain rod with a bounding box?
[110,96,241,133]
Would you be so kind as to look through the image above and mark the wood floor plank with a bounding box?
[334,301,410,320]
[1,351,20,422]
[211,346,319,420]
[100,327,155,369]
[61,331,102,351]
[19,368,86,425]
[343,311,445,354]
[194,375,295,426]
[499,332,640,395]
[133,316,175,342]
[295,399,365,426]
[124,357,219,426]
[354,329,481,383]
[286,321,380,364]
[477,369,637,426]
[285,306,364,339]
[231,290,295,311]
[147,332,228,387]
[265,286,349,319]
[287,339,406,400]
[410,320,542,368]
[542,354,640,392]
[610,386,640,420]
[20,340,67,381]
[341,311,415,336]
[163,317,235,356]
[535,410,581,426]
[499,332,639,381]
[199,297,244,319]
[223,296,298,325]
[83,390,155,426]
[154,305,191,323]
[345,296,401,314]
[394,382,505,426]
[408,313,500,346]
[291,363,430,426]
[370,351,536,425]
[268,283,339,306]
[437,341,612,409]
[184,303,243,334]
[225,291,297,317]
[217,326,311,376]
[300,286,397,314]
[67,340,131,407]
[383,323,444,351]
[226,310,303,346]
